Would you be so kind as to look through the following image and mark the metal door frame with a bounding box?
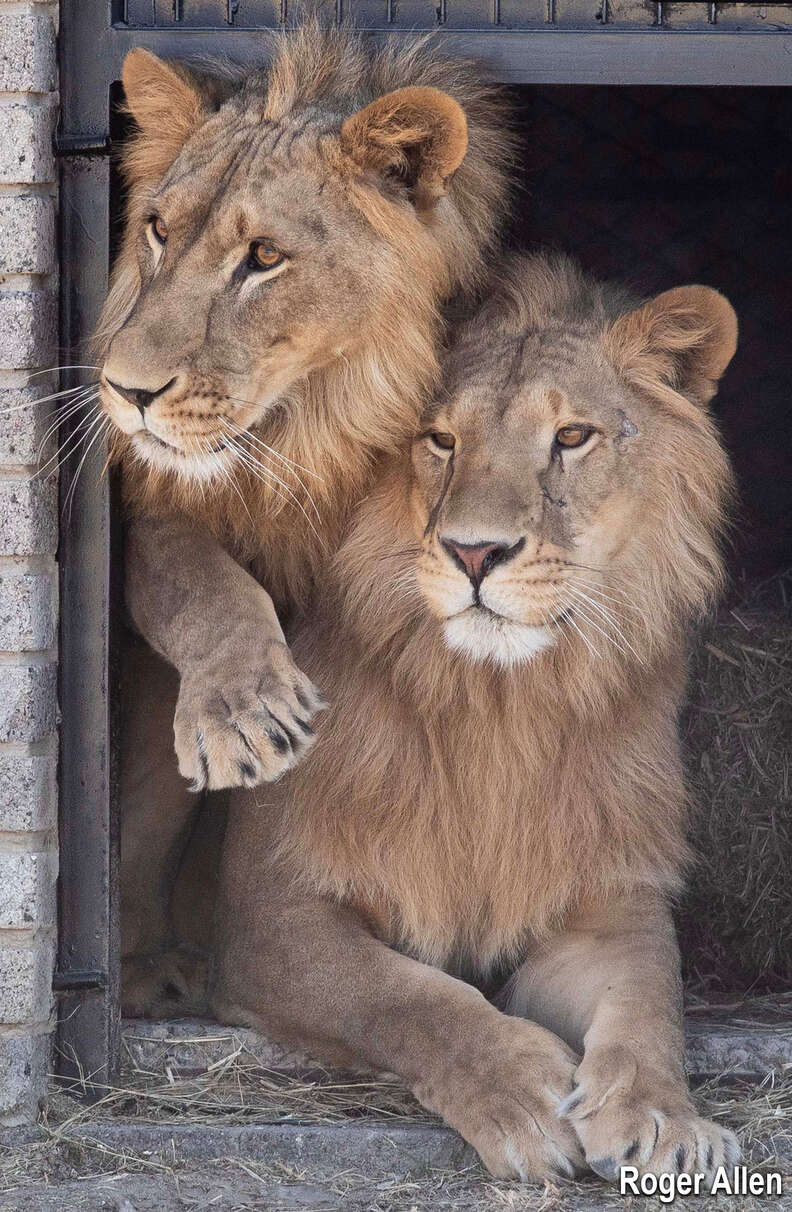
[56,0,792,1093]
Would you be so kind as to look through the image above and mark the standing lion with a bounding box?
[210,253,740,1184]
[93,24,513,1002]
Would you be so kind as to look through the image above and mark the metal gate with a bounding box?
[56,0,792,1093]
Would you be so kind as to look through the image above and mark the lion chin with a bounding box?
[129,430,236,484]
[443,608,556,667]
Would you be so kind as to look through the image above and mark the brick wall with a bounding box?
[0,0,59,1124]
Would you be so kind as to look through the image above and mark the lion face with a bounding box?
[98,41,479,483]
[101,115,389,478]
[409,274,737,668]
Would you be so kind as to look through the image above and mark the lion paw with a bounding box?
[419,1021,586,1183]
[174,641,327,791]
[559,1046,740,1183]
[122,948,209,1018]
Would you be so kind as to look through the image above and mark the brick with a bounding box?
[0,571,56,649]
[0,1029,51,1124]
[0,290,57,369]
[0,751,56,831]
[0,850,57,929]
[0,194,55,274]
[0,663,57,743]
[0,478,57,554]
[0,11,56,94]
[0,382,58,464]
[0,940,54,1023]
[0,101,54,185]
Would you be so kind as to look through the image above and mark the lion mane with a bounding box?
[96,22,513,608]
[258,253,735,974]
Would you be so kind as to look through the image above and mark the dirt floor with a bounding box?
[0,1147,790,1212]
[2,1050,792,1211]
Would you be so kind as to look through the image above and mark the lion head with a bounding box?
[341,254,736,686]
[96,25,511,500]
[409,255,737,670]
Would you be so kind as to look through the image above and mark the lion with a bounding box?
[209,253,740,1183]
[94,23,513,999]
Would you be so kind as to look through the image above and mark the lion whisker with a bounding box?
[36,390,101,462]
[378,547,422,563]
[567,577,643,616]
[222,419,321,519]
[222,434,324,546]
[566,593,637,663]
[568,601,628,660]
[198,434,254,524]
[223,409,325,483]
[33,400,102,484]
[0,382,99,418]
[560,610,601,659]
[26,365,102,379]
[62,414,111,520]
[566,585,641,661]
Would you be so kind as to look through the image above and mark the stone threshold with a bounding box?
[121,1014,792,1082]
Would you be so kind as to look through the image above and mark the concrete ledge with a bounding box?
[686,1017,792,1079]
[7,1117,792,1181]
[29,1120,474,1177]
[122,1018,313,1077]
[123,1014,792,1082]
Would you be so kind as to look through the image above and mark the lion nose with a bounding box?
[106,376,176,417]
[441,537,524,586]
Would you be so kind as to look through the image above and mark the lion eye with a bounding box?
[429,431,456,452]
[555,424,593,450]
[248,241,285,272]
[150,215,168,245]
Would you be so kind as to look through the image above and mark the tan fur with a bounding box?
[101,27,513,984]
[262,256,735,968]
[98,23,512,607]
[211,255,739,1182]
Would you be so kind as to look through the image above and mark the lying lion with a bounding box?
[93,24,512,1000]
[209,253,741,1183]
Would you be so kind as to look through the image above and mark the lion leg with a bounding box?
[500,888,740,1183]
[120,634,205,1016]
[211,797,585,1183]
[125,513,326,793]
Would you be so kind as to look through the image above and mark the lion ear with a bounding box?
[122,49,207,174]
[340,86,468,209]
[605,285,738,406]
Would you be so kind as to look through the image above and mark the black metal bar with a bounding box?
[56,139,121,1098]
[55,135,112,158]
[53,970,108,993]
